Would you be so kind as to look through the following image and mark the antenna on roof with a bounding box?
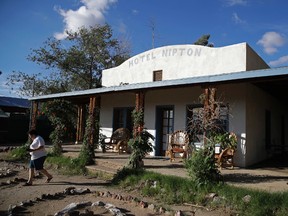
[148,18,156,49]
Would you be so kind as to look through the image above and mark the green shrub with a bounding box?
[185,147,222,187]
[9,144,30,161]
[46,154,88,175]
[127,129,154,169]
[112,169,288,215]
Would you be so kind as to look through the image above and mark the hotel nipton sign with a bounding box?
[128,46,202,67]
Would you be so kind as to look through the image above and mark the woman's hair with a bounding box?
[28,129,38,136]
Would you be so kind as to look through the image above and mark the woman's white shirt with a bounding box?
[30,136,47,160]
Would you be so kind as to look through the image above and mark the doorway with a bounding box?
[155,106,174,156]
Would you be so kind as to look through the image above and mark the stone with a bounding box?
[55,202,78,215]
[19,200,33,207]
[174,210,184,216]
[212,196,222,204]
[67,210,80,216]
[117,194,123,200]
[102,191,111,197]
[159,207,166,214]
[109,207,125,216]
[206,193,217,199]
[148,203,155,211]
[104,203,115,209]
[64,187,76,195]
[152,180,157,188]
[8,205,25,214]
[76,201,92,208]
[71,188,91,195]
[91,201,105,206]
[125,195,133,201]
[80,209,93,216]
[139,200,148,208]
[242,195,251,203]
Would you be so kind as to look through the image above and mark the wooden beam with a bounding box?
[134,91,145,136]
[88,96,101,147]
[135,91,145,112]
[75,104,85,144]
[30,101,38,130]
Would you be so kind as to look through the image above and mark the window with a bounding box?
[153,70,162,81]
[113,107,133,132]
[186,104,229,142]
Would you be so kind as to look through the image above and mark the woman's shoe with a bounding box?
[23,182,32,186]
[45,176,53,183]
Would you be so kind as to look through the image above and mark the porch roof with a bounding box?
[29,66,288,103]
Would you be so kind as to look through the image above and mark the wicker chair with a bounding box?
[101,128,130,153]
[168,130,191,162]
[215,148,235,169]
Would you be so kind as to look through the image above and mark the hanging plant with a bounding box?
[212,132,237,150]
[132,108,144,126]
[78,110,97,165]
[42,99,76,156]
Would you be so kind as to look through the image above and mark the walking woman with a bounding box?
[24,129,53,186]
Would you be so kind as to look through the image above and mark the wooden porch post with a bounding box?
[30,101,38,130]
[135,91,145,112]
[75,104,85,144]
[134,91,145,137]
[203,86,217,145]
[88,96,101,153]
[88,97,96,146]
[95,96,101,148]
[209,87,217,118]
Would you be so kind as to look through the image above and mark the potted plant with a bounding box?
[212,132,237,151]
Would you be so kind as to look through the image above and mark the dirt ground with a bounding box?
[0,147,288,216]
[0,159,231,216]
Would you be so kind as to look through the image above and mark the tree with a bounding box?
[194,34,214,47]
[6,24,130,157]
[7,24,130,96]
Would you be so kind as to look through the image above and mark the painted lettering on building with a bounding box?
[129,47,202,67]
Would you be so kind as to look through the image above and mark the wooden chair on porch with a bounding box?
[101,128,131,154]
[167,130,191,162]
[215,148,235,169]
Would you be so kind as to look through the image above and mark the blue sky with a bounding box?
[0,0,287,97]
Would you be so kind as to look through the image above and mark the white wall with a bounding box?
[245,83,285,166]
[100,92,135,138]
[217,83,247,167]
[102,43,253,87]
[145,86,203,129]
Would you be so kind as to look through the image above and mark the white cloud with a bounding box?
[223,0,247,6]
[54,0,117,40]
[257,32,286,55]
[269,56,288,67]
[232,12,245,24]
